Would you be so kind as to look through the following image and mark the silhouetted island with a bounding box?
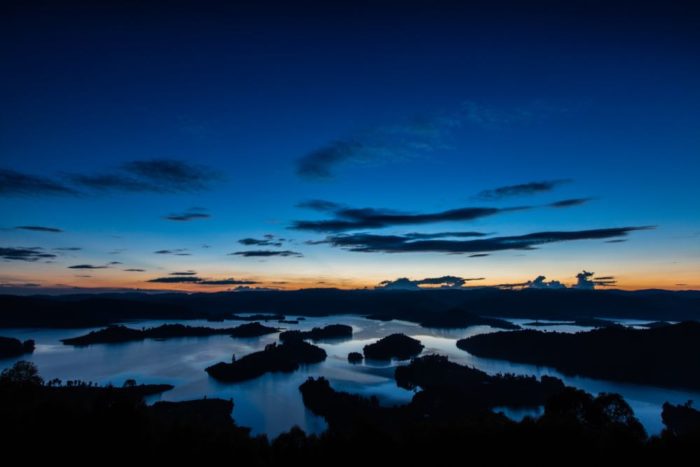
[458,321,700,390]
[0,336,35,358]
[279,324,353,342]
[205,340,327,382]
[395,354,566,409]
[418,309,520,329]
[61,322,278,346]
[347,352,363,364]
[524,317,617,327]
[363,333,424,360]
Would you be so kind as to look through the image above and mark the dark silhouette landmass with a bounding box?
[642,321,674,329]
[395,355,566,409]
[205,340,326,382]
[61,322,278,346]
[458,321,700,390]
[0,336,35,358]
[1,360,698,462]
[279,324,352,342]
[417,308,520,329]
[230,313,286,321]
[363,333,424,360]
[2,288,699,328]
[524,317,617,327]
[662,402,700,437]
[347,352,363,363]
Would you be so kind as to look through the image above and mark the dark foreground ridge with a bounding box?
[206,340,327,382]
[2,288,699,328]
[363,333,424,360]
[0,336,35,358]
[279,324,353,342]
[458,321,700,390]
[2,361,700,463]
[61,322,279,346]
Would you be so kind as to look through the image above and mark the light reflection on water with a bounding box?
[1,315,697,438]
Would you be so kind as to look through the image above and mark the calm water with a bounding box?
[1,315,697,438]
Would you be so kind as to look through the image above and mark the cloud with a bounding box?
[197,278,259,285]
[15,225,63,233]
[238,235,284,247]
[297,199,344,212]
[124,268,146,272]
[170,271,197,276]
[71,159,219,193]
[469,253,489,257]
[0,282,41,288]
[154,249,191,256]
[527,275,566,289]
[296,101,566,180]
[67,264,109,269]
[54,247,82,251]
[377,275,484,290]
[2,160,220,197]
[0,169,78,196]
[108,261,122,265]
[0,247,57,262]
[147,275,259,285]
[476,179,571,200]
[320,226,652,255]
[147,276,203,283]
[548,198,592,208]
[292,204,526,232]
[164,207,211,221]
[574,271,617,289]
[230,250,303,257]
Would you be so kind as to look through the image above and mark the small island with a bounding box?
[62,322,279,346]
[347,352,363,364]
[206,340,327,382]
[419,309,520,330]
[363,333,424,360]
[279,324,353,342]
[457,321,700,390]
[0,336,35,358]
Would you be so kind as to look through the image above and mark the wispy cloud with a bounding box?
[238,234,285,247]
[319,226,652,255]
[15,225,63,233]
[1,160,220,197]
[164,207,211,221]
[229,250,303,258]
[154,249,191,256]
[67,264,109,269]
[0,169,78,196]
[147,275,258,285]
[0,247,57,262]
[476,179,571,200]
[292,203,526,232]
[548,198,592,208]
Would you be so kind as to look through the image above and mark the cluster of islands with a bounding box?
[1,288,700,461]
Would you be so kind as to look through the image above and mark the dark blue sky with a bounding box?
[1,1,699,292]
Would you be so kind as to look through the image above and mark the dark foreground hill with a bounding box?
[2,288,699,328]
[458,321,700,390]
[2,360,700,463]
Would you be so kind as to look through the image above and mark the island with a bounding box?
[347,352,363,364]
[418,309,520,329]
[363,333,424,360]
[0,336,35,358]
[61,322,279,346]
[279,324,353,342]
[205,340,327,382]
[457,321,700,390]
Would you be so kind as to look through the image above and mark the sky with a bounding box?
[1,0,699,293]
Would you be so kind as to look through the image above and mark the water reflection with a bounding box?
[0,315,697,437]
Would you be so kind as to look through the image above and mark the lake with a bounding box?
[1,315,697,438]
